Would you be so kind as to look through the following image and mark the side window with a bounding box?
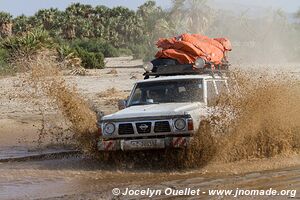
[130,88,142,103]
[207,81,218,106]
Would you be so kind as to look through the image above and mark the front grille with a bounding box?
[118,123,134,135]
[136,122,151,134]
[154,121,171,133]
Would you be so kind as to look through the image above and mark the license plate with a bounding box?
[121,138,165,150]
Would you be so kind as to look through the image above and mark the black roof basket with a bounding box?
[143,62,229,79]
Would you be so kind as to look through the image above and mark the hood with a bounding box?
[102,102,204,120]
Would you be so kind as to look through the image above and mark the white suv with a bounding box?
[97,73,229,151]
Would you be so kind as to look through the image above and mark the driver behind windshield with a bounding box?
[148,89,165,103]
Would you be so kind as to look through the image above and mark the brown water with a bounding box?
[22,51,98,153]
[180,71,300,167]
[0,156,299,199]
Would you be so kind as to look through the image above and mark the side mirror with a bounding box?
[96,111,104,120]
[118,99,127,110]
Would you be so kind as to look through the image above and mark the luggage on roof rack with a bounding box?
[155,33,232,65]
[144,33,231,79]
[143,58,229,79]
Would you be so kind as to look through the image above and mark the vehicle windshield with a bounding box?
[128,79,203,106]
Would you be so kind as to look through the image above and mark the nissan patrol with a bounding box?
[97,63,229,151]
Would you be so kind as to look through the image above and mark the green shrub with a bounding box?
[101,42,119,57]
[56,44,77,61]
[0,48,15,76]
[94,52,104,66]
[70,39,120,57]
[0,48,8,66]
[1,28,53,60]
[75,47,104,69]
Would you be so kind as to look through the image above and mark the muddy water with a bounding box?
[0,156,299,200]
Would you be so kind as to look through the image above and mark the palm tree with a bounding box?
[64,3,95,38]
[66,3,93,18]
[94,5,109,21]
[61,14,76,39]
[0,12,13,38]
[76,17,94,38]
[93,5,109,37]
[104,6,144,46]
[137,1,171,48]
[34,8,62,30]
[137,1,163,32]
[13,15,30,34]
[169,0,215,34]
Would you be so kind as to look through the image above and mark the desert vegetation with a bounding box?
[0,0,300,74]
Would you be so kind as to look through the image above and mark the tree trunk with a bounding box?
[0,22,12,38]
[63,25,76,39]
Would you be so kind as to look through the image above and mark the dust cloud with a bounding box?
[166,0,300,65]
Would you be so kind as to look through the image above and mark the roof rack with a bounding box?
[143,63,229,79]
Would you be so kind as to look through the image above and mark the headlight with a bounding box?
[103,123,115,135]
[174,118,186,130]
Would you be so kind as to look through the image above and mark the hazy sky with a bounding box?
[0,0,299,16]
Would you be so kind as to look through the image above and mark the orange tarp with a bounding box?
[155,49,196,64]
[155,33,231,65]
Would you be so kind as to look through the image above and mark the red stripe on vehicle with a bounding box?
[105,141,113,151]
[179,138,186,146]
[173,137,182,147]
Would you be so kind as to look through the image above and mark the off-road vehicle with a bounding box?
[97,60,229,151]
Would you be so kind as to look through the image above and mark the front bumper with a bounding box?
[98,136,191,151]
